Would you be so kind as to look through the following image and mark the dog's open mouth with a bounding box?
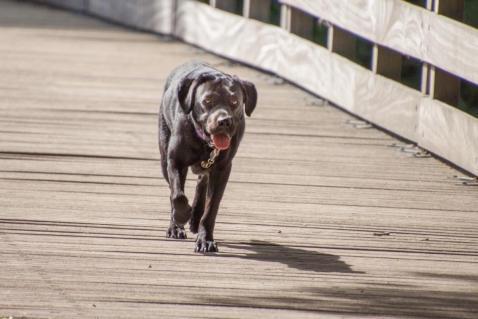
[212,133,231,150]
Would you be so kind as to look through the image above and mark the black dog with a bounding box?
[159,61,257,252]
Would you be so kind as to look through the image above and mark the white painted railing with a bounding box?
[36,0,478,176]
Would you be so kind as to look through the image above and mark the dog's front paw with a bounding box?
[195,239,218,253]
[166,225,187,239]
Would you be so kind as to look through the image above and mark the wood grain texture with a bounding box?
[279,0,478,86]
[418,98,478,176]
[10,0,478,176]
[1,2,478,318]
[175,1,419,142]
[175,0,478,176]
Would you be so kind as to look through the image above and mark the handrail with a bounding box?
[32,0,478,177]
[279,0,478,86]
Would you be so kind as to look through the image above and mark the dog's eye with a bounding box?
[204,98,211,104]
[231,99,238,105]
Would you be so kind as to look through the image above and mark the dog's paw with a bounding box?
[195,239,218,253]
[166,225,187,239]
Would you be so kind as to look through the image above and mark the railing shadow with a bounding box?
[219,240,363,274]
[206,241,478,318]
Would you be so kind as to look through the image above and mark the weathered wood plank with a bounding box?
[174,0,478,176]
[1,1,478,318]
[23,0,478,176]
[279,0,478,86]
[418,97,478,177]
[175,1,419,145]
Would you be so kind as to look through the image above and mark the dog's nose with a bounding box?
[218,116,232,127]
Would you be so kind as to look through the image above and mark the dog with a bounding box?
[158,60,257,252]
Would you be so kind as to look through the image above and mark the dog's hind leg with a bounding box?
[190,174,208,234]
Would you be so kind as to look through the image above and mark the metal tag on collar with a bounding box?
[196,130,205,140]
[201,148,220,168]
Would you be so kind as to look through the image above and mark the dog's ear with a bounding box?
[234,76,257,117]
[177,76,195,114]
[177,73,213,114]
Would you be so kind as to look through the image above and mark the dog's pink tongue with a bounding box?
[212,134,231,150]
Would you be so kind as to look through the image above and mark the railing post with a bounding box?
[425,0,464,106]
[421,63,430,95]
[280,4,290,31]
[242,0,250,18]
[420,0,432,95]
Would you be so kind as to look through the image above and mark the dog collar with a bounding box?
[201,148,220,168]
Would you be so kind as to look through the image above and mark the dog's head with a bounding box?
[177,71,257,150]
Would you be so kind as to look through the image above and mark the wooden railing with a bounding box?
[36,0,478,176]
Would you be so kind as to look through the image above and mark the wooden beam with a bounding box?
[279,0,478,86]
[175,1,478,176]
[421,63,430,95]
[420,0,432,95]
[280,4,290,30]
[425,0,433,10]
[242,0,250,17]
[419,97,478,177]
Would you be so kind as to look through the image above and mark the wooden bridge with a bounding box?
[1,0,477,318]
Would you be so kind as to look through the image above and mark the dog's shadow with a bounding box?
[219,240,363,274]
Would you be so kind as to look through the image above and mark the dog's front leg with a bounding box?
[190,174,208,234]
[166,159,191,239]
[195,164,232,252]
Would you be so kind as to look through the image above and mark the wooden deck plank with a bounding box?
[0,1,477,318]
